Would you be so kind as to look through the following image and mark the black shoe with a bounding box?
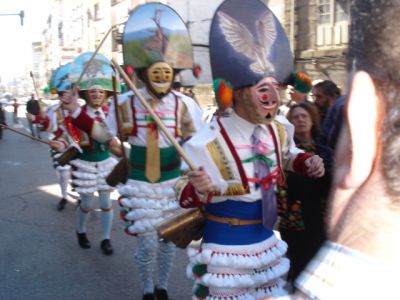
[142,293,155,300]
[76,232,91,249]
[57,198,67,211]
[100,239,113,255]
[154,287,169,300]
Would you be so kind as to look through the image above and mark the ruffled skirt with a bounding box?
[118,178,179,235]
[70,157,117,193]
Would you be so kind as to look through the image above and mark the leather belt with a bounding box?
[205,213,262,226]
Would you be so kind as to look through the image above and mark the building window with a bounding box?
[94,3,100,20]
[58,22,64,47]
[316,0,349,47]
[317,0,331,24]
[334,2,346,22]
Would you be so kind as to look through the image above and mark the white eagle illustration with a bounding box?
[217,10,277,75]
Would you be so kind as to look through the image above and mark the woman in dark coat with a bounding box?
[278,102,329,289]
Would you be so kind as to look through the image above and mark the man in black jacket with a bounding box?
[26,93,41,138]
[0,102,6,140]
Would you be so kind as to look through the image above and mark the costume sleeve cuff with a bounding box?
[179,183,212,208]
[33,115,42,124]
[292,153,312,176]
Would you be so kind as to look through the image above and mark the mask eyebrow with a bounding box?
[256,82,269,89]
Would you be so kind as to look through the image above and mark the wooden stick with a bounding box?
[29,71,40,100]
[112,75,127,159]
[75,29,112,88]
[65,21,127,101]
[0,124,50,145]
[111,59,197,171]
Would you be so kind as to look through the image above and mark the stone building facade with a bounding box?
[37,0,349,103]
[283,0,349,92]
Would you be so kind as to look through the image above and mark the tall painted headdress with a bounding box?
[69,52,119,93]
[210,0,293,94]
[49,63,72,94]
[122,2,194,71]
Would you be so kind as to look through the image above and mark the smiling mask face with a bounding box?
[146,62,174,99]
[249,76,280,124]
[86,86,107,108]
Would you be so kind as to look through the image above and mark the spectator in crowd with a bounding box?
[26,93,42,138]
[278,102,328,290]
[316,95,345,176]
[0,101,6,140]
[12,98,19,124]
[311,80,341,123]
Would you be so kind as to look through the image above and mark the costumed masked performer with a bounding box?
[65,52,119,255]
[27,63,74,211]
[62,3,203,300]
[175,1,325,299]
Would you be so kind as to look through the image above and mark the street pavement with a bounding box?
[0,107,193,300]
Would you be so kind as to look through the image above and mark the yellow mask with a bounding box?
[146,62,174,98]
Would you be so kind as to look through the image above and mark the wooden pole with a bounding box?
[112,75,128,159]
[0,124,50,145]
[67,21,127,98]
[111,59,197,171]
[29,71,40,100]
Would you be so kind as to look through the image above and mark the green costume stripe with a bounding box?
[78,141,110,162]
[129,145,181,183]
[137,116,175,122]
[241,154,274,167]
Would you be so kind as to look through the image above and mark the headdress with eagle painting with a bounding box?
[209,0,293,89]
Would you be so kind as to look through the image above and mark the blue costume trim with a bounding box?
[204,200,273,245]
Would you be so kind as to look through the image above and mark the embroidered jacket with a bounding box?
[176,111,311,207]
[38,103,110,150]
[71,89,203,151]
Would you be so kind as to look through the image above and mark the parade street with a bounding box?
[0,108,193,300]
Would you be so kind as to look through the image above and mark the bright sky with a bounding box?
[0,0,52,83]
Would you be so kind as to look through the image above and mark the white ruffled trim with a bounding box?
[201,292,253,300]
[70,157,117,173]
[189,258,289,288]
[97,157,118,171]
[125,217,164,235]
[254,278,287,299]
[118,178,176,199]
[193,294,253,300]
[97,170,111,179]
[119,178,180,234]
[97,178,108,185]
[70,157,117,192]
[187,237,287,270]
[187,236,289,299]
[125,208,162,220]
[70,159,97,173]
[191,279,287,300]
[72,179,97,187]
[120,197,179,211]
